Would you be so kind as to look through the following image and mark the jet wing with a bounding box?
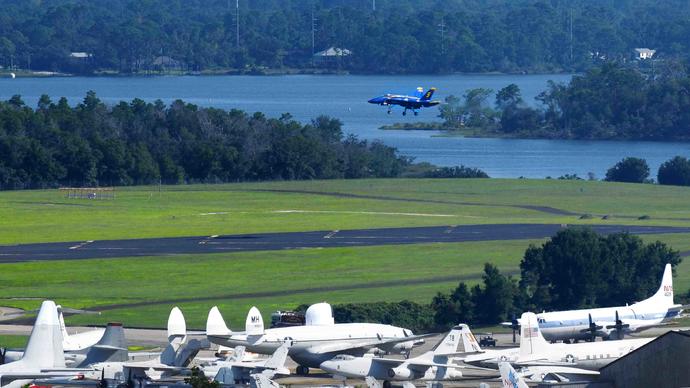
[305,334,435,355]
[519,365,599,383]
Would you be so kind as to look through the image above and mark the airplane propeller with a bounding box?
[97,368,107,388]
[605,310,630,340]
[0,347,6,365]
[579,313,603,341]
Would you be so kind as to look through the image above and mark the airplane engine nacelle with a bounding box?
[387,366,414,380]
[443,368,463,380]
[389,340,416,353]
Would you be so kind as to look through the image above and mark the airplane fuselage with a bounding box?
[320,354,462,381]
[463,337,653,370]
[208,323,412,368]
[537,302,680,341]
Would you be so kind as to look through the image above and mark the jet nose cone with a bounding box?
[319,361,336,373]
[368,96,384,104]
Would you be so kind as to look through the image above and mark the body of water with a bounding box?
[1,74,689,178]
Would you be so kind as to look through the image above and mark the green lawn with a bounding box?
[0,334,28,348]
[1,179,690,244]
[2,179,690,329]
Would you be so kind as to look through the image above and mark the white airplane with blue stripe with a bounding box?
[505,263,685,342]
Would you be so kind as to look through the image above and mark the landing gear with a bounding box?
[383,381,392,388]
[296,365,310,375]
[402,109,407,116]
[413,110,419,116]
[387,108,391,114]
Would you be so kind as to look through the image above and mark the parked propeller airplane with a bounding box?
[502,263,686,342]
[206,302,428,375]
[368,87,440,116]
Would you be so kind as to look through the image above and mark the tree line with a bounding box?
[0,93,410,190]
[2,0,690,74]
[441,63,690,141]
[330,228,681,331]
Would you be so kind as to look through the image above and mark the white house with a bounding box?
[634,48,656,60]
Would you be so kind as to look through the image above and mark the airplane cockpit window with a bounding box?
[403,329,413,336]
[537,318,546,324]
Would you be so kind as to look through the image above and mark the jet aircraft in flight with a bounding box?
[368,87,440,116]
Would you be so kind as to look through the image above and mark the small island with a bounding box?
[381,63,690,142]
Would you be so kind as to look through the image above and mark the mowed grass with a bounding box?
[3,232,690,329]
[1,179,690,244]
[0,239,540,328]
[0,334,28,348]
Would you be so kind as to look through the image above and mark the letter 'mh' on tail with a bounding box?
[246,306,265,336]
[22,300,66,368]
[519,312,549,357]
[421,87,436,101]
[499,362,528,388]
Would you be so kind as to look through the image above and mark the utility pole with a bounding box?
[569,8,573,63]
[438,17,446,55]
[236,0,240,48]
[311,7,317,66]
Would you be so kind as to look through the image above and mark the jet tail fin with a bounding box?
[262,341,292,370]
[519,312,549,357]
[22,300,66,368]
[206,306,232,337]
[432,325,464,355]
[246,306,265,336]
[499,362,529,388]
[421,87,436,101]
[458,324,482,353]
[161,307,187,365]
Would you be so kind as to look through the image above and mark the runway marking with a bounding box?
[323,230,339,239]
[199,212,228,216]
[69,240,94,250]
[272,210,455,217]
[199,235,220,245]
[444,225,457,234]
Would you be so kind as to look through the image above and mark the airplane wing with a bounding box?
[369,358,465,370]
[518,365,599,383]
[305,333,435,355]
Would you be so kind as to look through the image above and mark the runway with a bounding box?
[1,224,689,262]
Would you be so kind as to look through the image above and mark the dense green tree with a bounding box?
[519,228,681,311]
[605,157,650,183]
[658,156,690,186]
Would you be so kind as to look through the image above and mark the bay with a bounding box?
[1,73,689,178]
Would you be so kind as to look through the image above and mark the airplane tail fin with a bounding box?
[432,325,464,355]
[22,300,66,368]
[421,87,436,101]
[206,306,232,337]
[262,341,292,370]
[644,263,675,306]
[161,306,187,365]
[458,324,482,353]
[519,312,549,357]
[499,362,529,388]
[246,306,265,336]
[56,305,70,341]
[78,322,128,366]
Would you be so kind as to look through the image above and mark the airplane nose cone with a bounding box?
[368,96,384,104]
[319,361,336,373]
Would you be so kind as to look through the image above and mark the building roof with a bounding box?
[600,330,690,371]
[69,52,92,58]
[314,47,352,57]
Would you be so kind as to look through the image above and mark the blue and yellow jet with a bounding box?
[368,87,440,116]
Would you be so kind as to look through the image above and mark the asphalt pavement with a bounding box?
[1,224,690,262]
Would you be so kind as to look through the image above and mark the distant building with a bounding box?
[69,52,93,59]
[634,48,656,60]
[313,47,352,67]
[151,56,184,71]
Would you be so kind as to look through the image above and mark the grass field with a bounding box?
[2,178,690,329]
[2,179,690,244]
[0,334,28,348]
